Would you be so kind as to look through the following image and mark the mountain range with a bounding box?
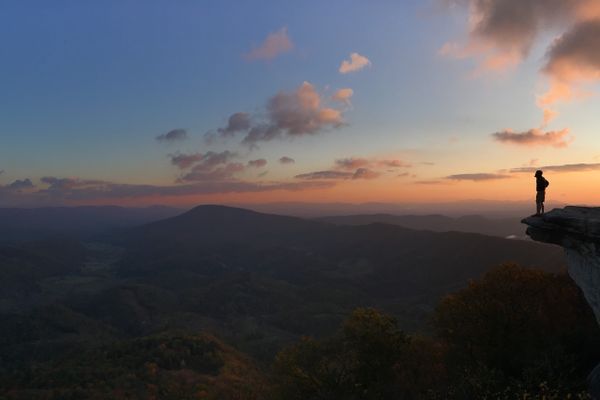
[0,205,565,364]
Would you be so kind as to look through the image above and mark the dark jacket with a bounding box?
[536,176,549,192]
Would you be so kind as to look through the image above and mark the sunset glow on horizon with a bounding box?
[1,0,600,208]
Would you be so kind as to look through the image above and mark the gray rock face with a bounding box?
[523,207,600,322]
[522,206,600,397]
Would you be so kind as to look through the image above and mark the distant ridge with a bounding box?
[118,205,564,283]
[125,204,331,245]
[317,213,523,238]
[0,206,183,241]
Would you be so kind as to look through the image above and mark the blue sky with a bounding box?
[1,0,599,206]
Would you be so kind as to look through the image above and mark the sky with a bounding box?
[1,0,600,208]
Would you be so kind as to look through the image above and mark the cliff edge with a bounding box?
[523,206,600,397]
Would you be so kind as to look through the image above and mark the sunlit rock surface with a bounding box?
[523,206,600,397]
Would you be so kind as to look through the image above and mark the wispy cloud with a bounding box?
[7,178,35,191]
[31,179,335,203]
[179,162,244,182]
[0,175,338,206]
[295,170,354,180]
[445,173,512,181]
[170,153,206,169]
[413,179,447,185]
[339,52,371,74]
[335,157,370,170]
[295,168,380,180]
[332,88,354,105]
[353,168,380,180]
[377,159,412,168]
[511,163,600,173]
[156,129,188,143]
[492,128,571,148]
[244,27,293,61]
[335,157,411,171]
[247,159,267,168]
[178,152,243,182]
[279,156,295,164]
[41,177,106,191]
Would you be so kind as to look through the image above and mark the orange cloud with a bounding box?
[541,109,558,127]
[332,88,354,105]
[538,20,600,107]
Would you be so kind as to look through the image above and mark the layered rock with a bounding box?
[522,206,600,397]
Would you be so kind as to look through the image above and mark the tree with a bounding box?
[434,263,600,397]
[272,308,440,400]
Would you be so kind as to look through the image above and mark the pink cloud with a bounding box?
[244,27,293,61]
[241,81,346,146]
[339,52,371,74]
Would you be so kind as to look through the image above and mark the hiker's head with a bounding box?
[535,170,543,177]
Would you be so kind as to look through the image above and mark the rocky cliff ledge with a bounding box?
[522,206,600,397]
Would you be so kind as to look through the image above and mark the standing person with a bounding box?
[534,170,549,215]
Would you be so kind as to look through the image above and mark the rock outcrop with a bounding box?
[522,206,600,397]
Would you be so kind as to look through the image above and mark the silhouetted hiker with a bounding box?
[534,170,549,216]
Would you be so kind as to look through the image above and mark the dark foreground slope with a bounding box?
[2,332,267,399]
